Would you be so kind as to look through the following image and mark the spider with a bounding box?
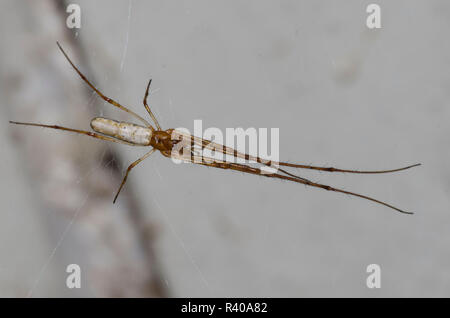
[10,42,420,214]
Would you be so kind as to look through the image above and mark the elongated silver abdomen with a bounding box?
[90,117,153,146]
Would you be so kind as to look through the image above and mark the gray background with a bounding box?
[0,0,449,297]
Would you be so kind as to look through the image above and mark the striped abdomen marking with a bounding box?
[90,117,153,146]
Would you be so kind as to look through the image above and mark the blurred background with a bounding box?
[0,0,449,297]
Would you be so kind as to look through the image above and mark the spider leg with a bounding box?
[56,42,151,127]
[277,162,421,174]
[169,151,413,215]
[143,79,162,130]
[9,121,139,146]
[113,148,156,203]
[170,130,420,174]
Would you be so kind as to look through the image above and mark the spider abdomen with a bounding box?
[90,117,152,146]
